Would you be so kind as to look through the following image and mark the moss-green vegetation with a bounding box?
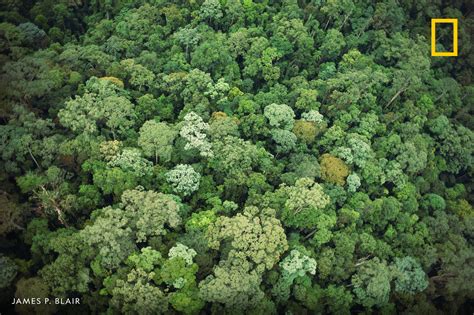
[0,0,473,313]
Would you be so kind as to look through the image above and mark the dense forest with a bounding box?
[0,0,473,314]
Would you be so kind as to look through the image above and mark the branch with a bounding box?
[304,228,317,240]
[11,221,24,231]
[339,11,353,30]
[434,91,447,102]
[27,146,41,169]
[354,255,372,267]
[384,85,408,109]
[430,272,456,282]
[39,186,68,227]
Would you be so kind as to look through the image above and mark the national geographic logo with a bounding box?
[431,18,458,57]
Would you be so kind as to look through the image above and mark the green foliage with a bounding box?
[200,0,223,25]
[138,120,177,164]
[421,193,446,212]
[0,106,63,174]
[119,188,182,242]
[272,249,317,302]
[37,188,183,299]
[1,0,473,313]
[346,173,361,193]
[325,285,353,315]
[0,255,17,288]
[168,243,197,266]
[428,115,473,173]
[179,111,213,158]
[271,129,297,153]
[120,58,155,90]
[281,153,320,185]
[199,257,265,310]
[207,206,288,273]
[126,247,162,273]
[109,269,169,315]
[107,148,153,177]
[185,210,217,232]
[166,164,201,197]
[302,110,324,123]
[161,257,203,313]
[352,258,392,308]
[136,94,173,123]
[320,153,350,186]
[39,246,91,296]
[16,166,73,225]
[80,206,138,271]
[264,103,295,130]
[277,178,331,230]
[208,136,275,192]
[392,256,428,294]
[243,37,281,82]
[208,112,240,140]
[321,29,345,60]
[92,166,139,197]
[0,193,24,236]
[58,77,136,138]
[293,120,317,144]
[332,133,374,168]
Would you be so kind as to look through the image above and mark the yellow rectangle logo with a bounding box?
[431,18,458,57]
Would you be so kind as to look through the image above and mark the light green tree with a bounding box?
[58,77,136,139]
[120,59,155,90]
[302,110,324,123]
[264,103,295,130]
[109,269,168,315]
[199,257,265,310]
[392,256,428,294]
[207,206,288,273]
[351,258,392,308]
[278,178,331,230]
[138,120,177,164]
[209,136,275,187]
[347,173,361,193]
[199,0,223,25]
[174,26,201,58]
[320,29,345,60]
[107,148,153,177]
[168,243,197,266]
[161,245,203,314]
[272,249,317,302]
[179,111,213,158]
[119,188,182,242]
[166,164,201,197]
[271,129,297,153]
